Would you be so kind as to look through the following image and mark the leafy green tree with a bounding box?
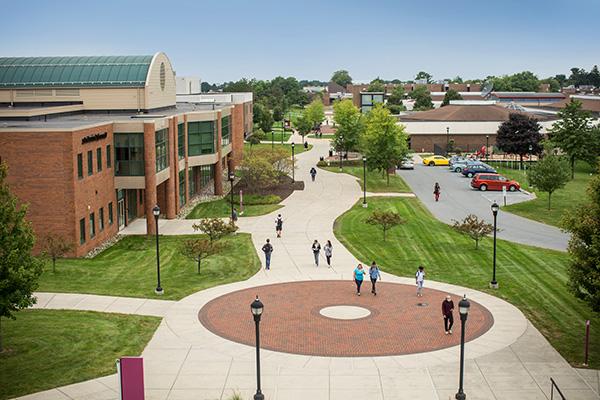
[527,155,570,209]
[333,99,363,152]
[223,78,254,93]
[272,106,284,122]
[366,210,405,241]
[488,71,540,92]
[192,218,237,243]
[367,78,385,92]
[496,113,543,169]
[0,162,44,351]
[554,74,567,88]
[387,85,405,106]
[452,214,494,249]
[258,109,274,134]
[331,70,353,87]
[42,234,74,273]
[561,164,600,312]
[295,114,312,142]
[408,85,429,100]
[181,238,224,274]
[415,71,433,83]
[548,100,596,178]
[441,89,463,106]
[361,104,409,185]
[409,85,433,110]
[253,102,267,124]
[541,78,561,92]
[304,98,325,128]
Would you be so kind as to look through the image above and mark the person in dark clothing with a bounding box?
[310,167,317,182]
[369,261,381,295]
[434,182,441,202]
[261,239,273,270]
[304,141,309,150]
[275,214,283,238]
[311,240,321,266]
[442,295,455,334]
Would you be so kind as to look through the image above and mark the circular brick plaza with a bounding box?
[198,280,494,357]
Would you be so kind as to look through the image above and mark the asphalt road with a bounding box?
[397,156,570,251]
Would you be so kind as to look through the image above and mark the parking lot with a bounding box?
[397,155,570,251]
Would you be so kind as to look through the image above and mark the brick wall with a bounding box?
[231,103,245,168]
[410,134,496,153]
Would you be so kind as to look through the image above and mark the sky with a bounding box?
[1,0,599,84]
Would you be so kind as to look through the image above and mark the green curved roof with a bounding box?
[0,55,154,88]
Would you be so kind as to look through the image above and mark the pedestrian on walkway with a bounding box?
[232,208,238,222]
[275,214,283,238]
[354,264,365,295]
[324,240,333,267]
[415,265,425,297]
[304,141,309,150]
[442,295,455,334]
[261,239,273,270]
[369,261,381,295]
[310,167,317,182]
[312,240,321,266]
[433,182,441,202]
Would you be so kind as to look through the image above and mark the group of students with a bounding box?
[352,262,381,296]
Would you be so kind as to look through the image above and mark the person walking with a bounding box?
[433,182,441,202]
[232,208,238,223]
[324,240,333,267]
[415,265,425,297]
[442,295,455,334]
[353,264,365,295]
[311,240,321,266]
[261,239,273,270]
[369,261,381,295]
[275,214,283,238]
[310,167,317,182]
[304,141,309,150]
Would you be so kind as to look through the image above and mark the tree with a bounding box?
[496,113,543,169]
[367,78,385,92]
[488,71,540,92]
[238,153,279,192]
[304,98,325,129]
[42,234,74,273]
[386,86,407,114]
[361,104,409,185]
[409,85,433,111]
[295,114,312,142]
[452,214,494,249]
[561,164,600,312]
[253,102,267,124]
[333,99,363,152]
[441,89,463,106]
[366,210,404,241]
[527,155,570,209]
[223,78,254,93]
[192,218,237,243]
[554,74,568,88]
[181,238,224,274]
[548,100,596,178]
[331,70,352,88]
[541,78,561,92]
[258,108,274,134]
[0,162,44,351]
[272,106,284,122]
[415,71,433,83]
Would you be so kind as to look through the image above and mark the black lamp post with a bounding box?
[485,135,489,162]
[281,119,285,145]
[362,156,367,208]
[339,134,344,171]
[527,144,533,170]
[291,142,295,183]
[251,296,265,400]
[455,295,471,400]
[446,126,450,156]
[228,172,235,221]
[152,205,163,295]
[490,202,499,289]
[271,130,274,150]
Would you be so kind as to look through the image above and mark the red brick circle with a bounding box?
[198,281,494,357]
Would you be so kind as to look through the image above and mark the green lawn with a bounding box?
[308,134,335,139]
[244,143,312,154]
[186,195,283,219]
[0,310,160,400]
[334,196,599,368]
[488,161,595,227]
[37,234,260,300]
[321,165,411,193]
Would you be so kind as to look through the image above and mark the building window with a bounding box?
[200,165,213,187]
[179,169,186,207]
[77,153,83,179]
[178,123,185,159]
[187,121,215,156]
[188,167,196,198]
[139,189,144,205]
[106,145,112,168]
[90,213,96,238]
[155,128,169,172]
[108,202,114,225]
[115,133,144,176]
[221,115,230,147]
[87,150,93,176]
[79,218,86,244]
[99,207,105,231]
[97,148,102,172]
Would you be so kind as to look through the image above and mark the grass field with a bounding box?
[321,165,411,193]
[0,310,160,400]
[244,142,312,154]
[186,195,283,219]
[37,234,260,300]
[488,161,595,227]
[334,196,598,368]
[264,131,292,143]
[308,134,335,138]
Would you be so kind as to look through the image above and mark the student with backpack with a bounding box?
[433,182,441,202]
[442,295,455,334]
[311,240,321,266]
[310,167,317,182]
[261,239,273,270]
[275,214,283,238]
[369,261,381,295]
[415,265,425,297]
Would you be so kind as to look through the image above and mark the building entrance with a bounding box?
[117,198,125,230]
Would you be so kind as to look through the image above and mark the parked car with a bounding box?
[399,157,415,170]
[449,155,465,165]
[470,174,520,192]
[461,164,496,177]
[422,155,449,166]
[449,159,483,173]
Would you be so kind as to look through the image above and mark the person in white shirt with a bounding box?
[415,265,425,297]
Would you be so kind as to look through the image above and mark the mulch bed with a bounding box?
[234,175,304,201]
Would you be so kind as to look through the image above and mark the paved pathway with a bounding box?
[19,139,599,400]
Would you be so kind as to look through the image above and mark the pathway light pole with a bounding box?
[446,126,450,156]
[486,135,489,162]
[291,142,295,183]
[455,295,471,400]
[281,119,285,144]
[362,156,367,207]
[152,205,163,295]
[229,172,235,221]
[251,296,265,400]
[527,144,533,170]
[490,202,499,289]
[271,130,274,150]
[339,134,344,171]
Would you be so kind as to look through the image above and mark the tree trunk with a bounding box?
[386,171,390,186]
[475,239,479,249]
[548,192,552,210]
[197,258,201,274]
[570,156,575,179]
[0,317,3,353]
[52,257,56,273]
[383,227,386,241]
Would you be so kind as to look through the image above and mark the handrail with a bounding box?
[550,377,567,400]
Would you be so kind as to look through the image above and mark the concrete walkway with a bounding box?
[18,139,599,400]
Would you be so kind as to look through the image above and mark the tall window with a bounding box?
[155,128,169,172]
[179,170,186,207]
[89,213,96,238]
[79,218,86,244]
[99,207,105,231]
[187,121,215,156]
[106,145,112,168]
[188,167,196,198]
[221,115,230,146]
[87,150,93,176]
[108,202,114,225]
[115,133,145,176]
[77,153,83,179]
[96,148,102,172]
[178,123,185,159]
[200,165,213,186]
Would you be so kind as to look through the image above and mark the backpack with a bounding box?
[262,243,272,253]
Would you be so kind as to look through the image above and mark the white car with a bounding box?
[399,158,415,170]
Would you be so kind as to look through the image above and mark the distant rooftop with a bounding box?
[490,92,565,99]
[400,104,555,122]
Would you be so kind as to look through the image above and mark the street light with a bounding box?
[486,135,489,162]
[152,205,163,295]
[228,172,235,221]
[339,134,344,171]
[490,202,499,289]
[291,142,295,183]
[527,144,533,170]
[271,129,274,150]
[446,126,450,156]
[281,118,285,145]
[362,156,367,208]
[251,296,265,400]
[455,295,471,400]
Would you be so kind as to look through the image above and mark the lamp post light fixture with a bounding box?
[485,135,489,162]
[271,130,274,150]
[281,119,285,145]
[339,134,344,171]
[362,156,368,208]
[251,296,265,400]
[455,295,471,400]
[152,205,163,295]
[527,144,533,170]
[228,172,235,221]
[291,142,295,183]
[446,126,450,156]
[490,202,500,289]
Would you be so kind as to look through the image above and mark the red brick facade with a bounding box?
[410,134,496,153]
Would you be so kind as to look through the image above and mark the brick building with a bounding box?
[0,53,252,256]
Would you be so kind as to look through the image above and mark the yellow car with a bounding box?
[423,155,449,166]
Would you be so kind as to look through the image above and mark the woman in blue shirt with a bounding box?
[353,264,365,296]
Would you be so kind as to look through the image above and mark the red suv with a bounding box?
[470,173,520,192]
